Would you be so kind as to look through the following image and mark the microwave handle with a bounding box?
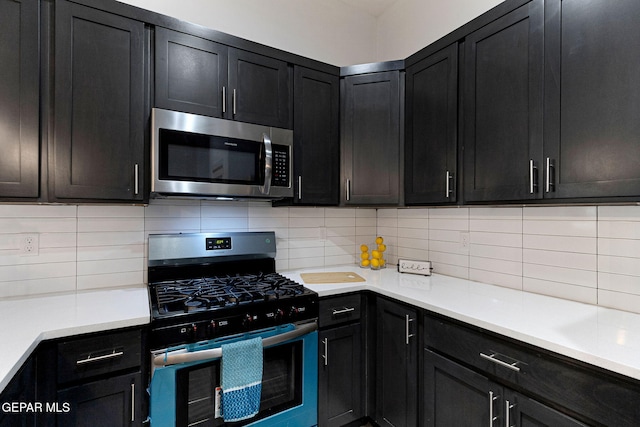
[260,133,273,195]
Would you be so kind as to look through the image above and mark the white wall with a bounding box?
[116,0,378,66]
[118,0,506,65]
[376,0,504,61]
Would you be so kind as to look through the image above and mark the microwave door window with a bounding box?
[160,129,261,185]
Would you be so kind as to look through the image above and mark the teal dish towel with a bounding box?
[221,337,263,422]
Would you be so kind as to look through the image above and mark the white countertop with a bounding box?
[283,266,640,382]
[2,267,640,395]
[0,287,150,394]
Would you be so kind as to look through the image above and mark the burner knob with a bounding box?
[275,309,284,322]
[289,307,299,321]
[188,323,197,341]
[207,321,216,338]
[242,314,253,329]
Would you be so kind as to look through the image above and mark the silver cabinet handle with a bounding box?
[446,170,453,198]
[222,86,227,114]
[322,338,328,366]
[505,400,515,427]
[332,307,355,316]
[260,133,273,195]
[345,179,351,201]
[480,352,521,372]
[134,164,139,195]
[232,89,237,116]
[298,176,303,200]
[529,159,538,194]
[76,349,124,365]
[489,391,498,427]
[405,315,414,345]
[545,157,555,193]
[131,383,135,422]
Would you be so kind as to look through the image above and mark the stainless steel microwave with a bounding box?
[151,108,293,200]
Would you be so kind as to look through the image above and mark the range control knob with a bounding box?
[242,314,254,328]
[275,308,284,322]
[207,320,217,338]
[289,306,299,321]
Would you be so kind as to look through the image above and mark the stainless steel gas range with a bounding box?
[146,231,318,427]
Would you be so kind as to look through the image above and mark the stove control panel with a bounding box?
[150,295,318,347]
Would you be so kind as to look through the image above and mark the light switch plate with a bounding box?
[397,259,432,276]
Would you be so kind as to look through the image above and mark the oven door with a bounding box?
[149,322,318,427]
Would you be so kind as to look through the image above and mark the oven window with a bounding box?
[175,341,303,427]
[159,129,262,185]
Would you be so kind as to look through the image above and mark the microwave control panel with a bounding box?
[272,144,290,187]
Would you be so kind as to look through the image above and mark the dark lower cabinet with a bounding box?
[319,324,363,427]
[423,349,587,427]
[318,294,365,427]
[405,43,458,205]
[0,357,36,427]
[375,298,418,427]
[57,373,142,427]
[463,0,544,203]
[52,0,146,202]
[292,66,340,205]
[0,0,39,199]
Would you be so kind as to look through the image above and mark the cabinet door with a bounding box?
[504,389,588,427]
[463,0,544,202]
[375,298,417,426]
[228,48,291,128]
[57,373,142,427]
[0,0,39,199]
[405,43,458,205]
[155,27,228,118]
[0,357,36,427]
[342,71,401,206]
[544,0,640,200]
[293,67,340,205]
[53,1,145,201]
[318,323,363,427]
[423,349,497,427]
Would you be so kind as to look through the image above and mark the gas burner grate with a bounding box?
[152,273,304,316]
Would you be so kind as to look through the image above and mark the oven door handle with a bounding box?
[153,322,317,367]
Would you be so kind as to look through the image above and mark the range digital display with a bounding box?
[205,237,231,250]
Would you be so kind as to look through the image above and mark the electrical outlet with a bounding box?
[19,233,39,256]
[460,232,470,252]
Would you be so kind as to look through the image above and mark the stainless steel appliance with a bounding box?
[147,231,318,427]
[151,108,293,200]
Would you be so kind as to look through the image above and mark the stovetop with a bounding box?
[147,231,318,347]
[150,272,309,318]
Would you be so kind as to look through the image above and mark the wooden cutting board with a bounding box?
[300,272,366,284]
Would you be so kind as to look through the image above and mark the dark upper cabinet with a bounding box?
[341,70,402,206]
[0,0,39,199]
[463,0,544,203]
[405,43,458,205]
[52,0,146,202]
[375,298,418,427]
[292,66,340,205]
[543,0,640,200]
[228,48,291,129]
[155,28,291,129]
[155,27,228,119]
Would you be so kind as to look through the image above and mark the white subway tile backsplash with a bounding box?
[523,277,597,305]
[3,200,640,315]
